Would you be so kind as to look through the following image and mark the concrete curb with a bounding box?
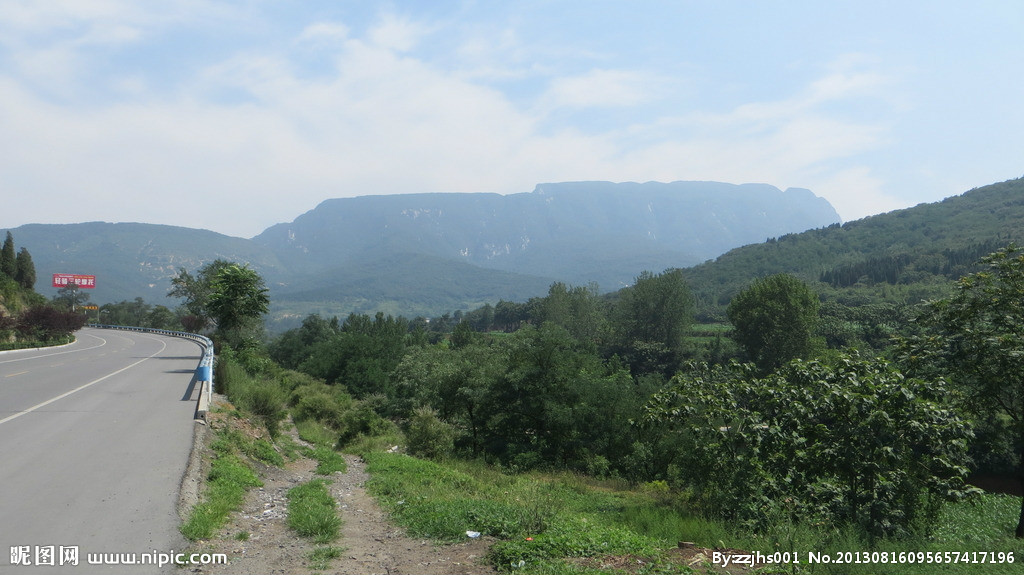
[195,380,212,422]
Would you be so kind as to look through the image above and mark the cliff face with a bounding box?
[253,181,841,288]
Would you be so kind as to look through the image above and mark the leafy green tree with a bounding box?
[644,353,975,539]
[147,305,179,330]
[611,270,694,374]
[900,244,1024,537]
[493,299,529,332]
[394,342,502,455]
[269,314,340,369]
[0,232,14,278]
[481,322,640,471]
[167,259,236,329]
[531,282,608,346]
[462,302,495,332]
[14,248,35,290]
[727,273,819,372]
[298,313,408,398]
[206,263,269,343]
[101,297,152,327]
[449,320,476,349]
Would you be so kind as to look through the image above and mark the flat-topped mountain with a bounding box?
[8,181,840,324]
[254,181,840,289]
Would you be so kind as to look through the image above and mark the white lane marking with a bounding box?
[0,332,108,365]
[0,338,167,426]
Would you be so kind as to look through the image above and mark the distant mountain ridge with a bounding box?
[5,181,841,325]
[253,181,840,288]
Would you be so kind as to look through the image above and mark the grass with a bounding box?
[287,479,342,544]
[291,417,348,474]
[361,450,1024,574]
[312,445,348,475]
[180,425,263,540]
[363,452,671,574]
[295,418,338,447]
[308,545,346,571]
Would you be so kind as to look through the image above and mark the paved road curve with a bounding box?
[0,327,203,573]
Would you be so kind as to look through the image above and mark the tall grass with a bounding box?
[217,353,287,437]
[287,480,342,544]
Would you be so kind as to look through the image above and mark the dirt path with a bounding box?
[188,417,496,575]
[329,454,497,575]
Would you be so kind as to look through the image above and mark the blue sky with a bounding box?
[2,1,1022,238]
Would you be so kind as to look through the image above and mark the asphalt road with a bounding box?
[0,327,203,573]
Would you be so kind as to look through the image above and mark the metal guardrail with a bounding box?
[92,324,215,419]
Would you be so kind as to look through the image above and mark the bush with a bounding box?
[406,406,455,460]
[290,382,355,428]
[16,305,87,342]
[337,401,390,448]
[240,380,287,438]
[643,354,976,539]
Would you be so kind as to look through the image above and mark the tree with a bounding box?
[1,232,15,278]
[494,299,529,332]
[727,273,819,372]
[54,282,90,311]
[297,313,408,398]
[269,314,340,369]
[14,248,36,290]
[611,270,695,374]
[900,244,1024,537]
[147,305,178,330]
[167,259,236,329]
[532,282,607,346]
[206,263,269,342]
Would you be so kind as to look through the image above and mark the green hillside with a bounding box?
[681,177,1024,316]
[271,251,554,325]
[6,222,288,306]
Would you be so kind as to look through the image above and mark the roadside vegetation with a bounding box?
[180,417,264,541]
[0,231,90,350]
[165,236,1024,572]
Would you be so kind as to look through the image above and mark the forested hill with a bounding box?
[681,177,1024,315]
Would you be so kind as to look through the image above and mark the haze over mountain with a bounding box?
[7,181,839,325]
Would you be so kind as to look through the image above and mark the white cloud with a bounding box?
[544,69,657,108]
[367,12,429,53]
[0,8,910,237]
[812,167,905,222]
[297,22,350,45]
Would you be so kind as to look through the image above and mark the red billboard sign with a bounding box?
[52,274,96,289]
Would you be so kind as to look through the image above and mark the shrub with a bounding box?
[405,406,455,460]
[337,401,390,448]
[643,354,976,539]
[240,380,287,438]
